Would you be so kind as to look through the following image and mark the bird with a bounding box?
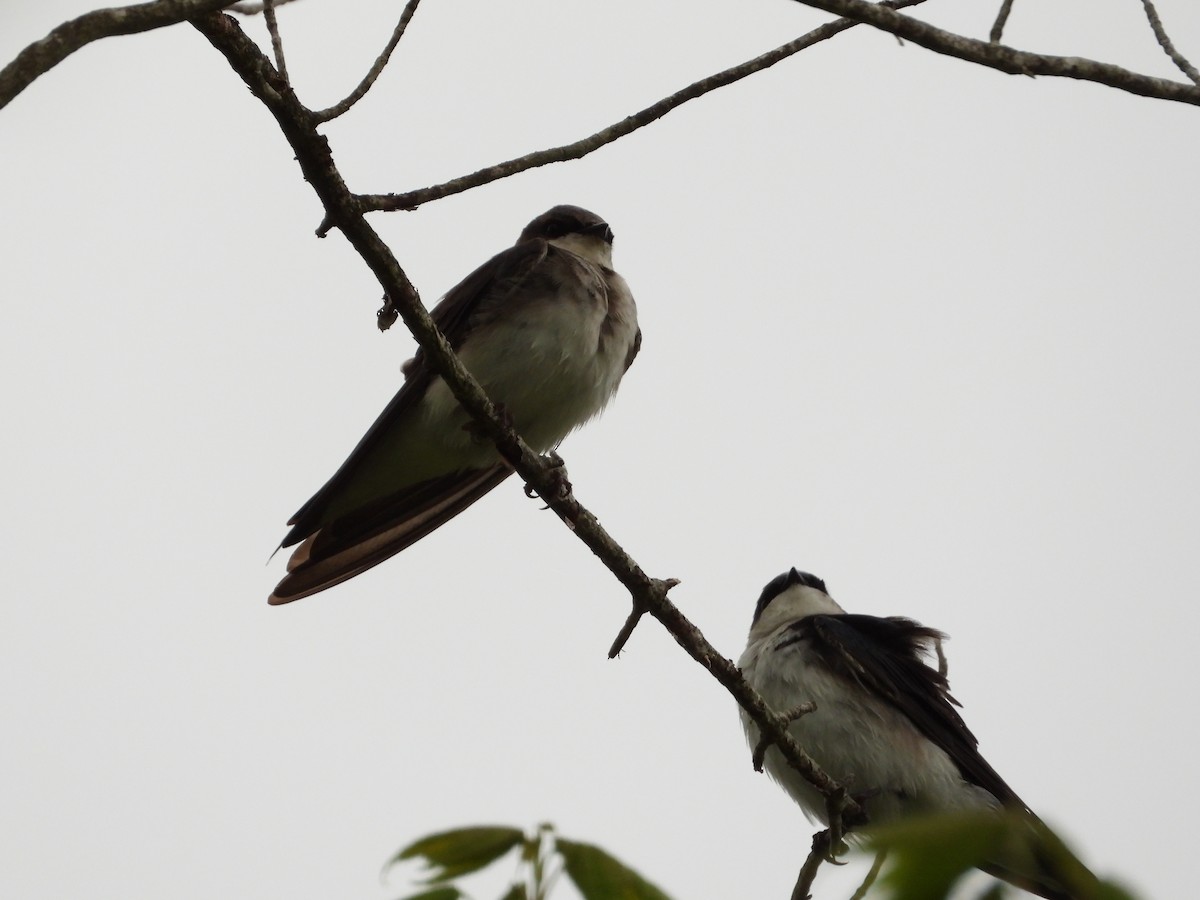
[738,568,1094,899]
[269,205,640,605]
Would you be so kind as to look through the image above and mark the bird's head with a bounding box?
[749,567,843,641]
[519,205,614,267]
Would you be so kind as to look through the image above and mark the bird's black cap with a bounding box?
[752,567,829,624]
[519,205,613,245]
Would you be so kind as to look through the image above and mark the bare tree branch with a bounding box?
[1140,0,1200,86]
[989,0,1015,44]
[752,702,816,771]
[313,0,423,123]
[609,586,676,658]
[358,0,930,213]
[189,8,864,827]
[791,831,835,900]
[789,0,1200,106]
[262,0,287,82]
[0,0,233,109]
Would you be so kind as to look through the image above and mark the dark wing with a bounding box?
[796,614,1026,809]
[405,238,552,373]
[280,239,551,547]
[269,465,511,604]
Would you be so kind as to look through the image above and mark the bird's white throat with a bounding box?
[548,233,614,269]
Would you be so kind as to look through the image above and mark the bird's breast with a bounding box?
[420,259,638,455]
[740,631,994,828]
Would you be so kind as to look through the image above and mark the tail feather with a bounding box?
[268,465,511,604]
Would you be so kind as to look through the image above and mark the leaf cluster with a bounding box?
[387,823,672,900]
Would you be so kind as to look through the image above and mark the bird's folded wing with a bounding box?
[799,614,1027,809]
[269,465,512,605]
[281,239,551,549]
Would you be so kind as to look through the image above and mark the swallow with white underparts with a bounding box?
[739,568,1098,899]
[269,205,640,605]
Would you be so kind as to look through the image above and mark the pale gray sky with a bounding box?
[2,2,1198,898]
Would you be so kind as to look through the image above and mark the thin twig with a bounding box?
[752,702,817,771]
[0,0,235,110]
[848,850,887,900]
[262,0,287,82]
[1140,0,1200,85]
[788,0,1200,106]
[789,791,859,900]
[359,0,930,213]
[190,9,863,825]
[609,600,651,657]
[313,0,423,123]
[791,831,833,900]
[989,0,1014,44]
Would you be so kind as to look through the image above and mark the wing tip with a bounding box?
[267,466,511,606]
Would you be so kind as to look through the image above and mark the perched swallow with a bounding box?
[739,568,1092,899]
[269,205,640,604]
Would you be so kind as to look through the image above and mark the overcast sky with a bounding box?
[3,1,1198,898]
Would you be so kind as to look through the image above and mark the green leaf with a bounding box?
[396,888,466,900]
[866,810,1134,900]
[389,826,525,884]
[498,884,527,900]
[867,810,1006,899]
[557,839,673,900]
